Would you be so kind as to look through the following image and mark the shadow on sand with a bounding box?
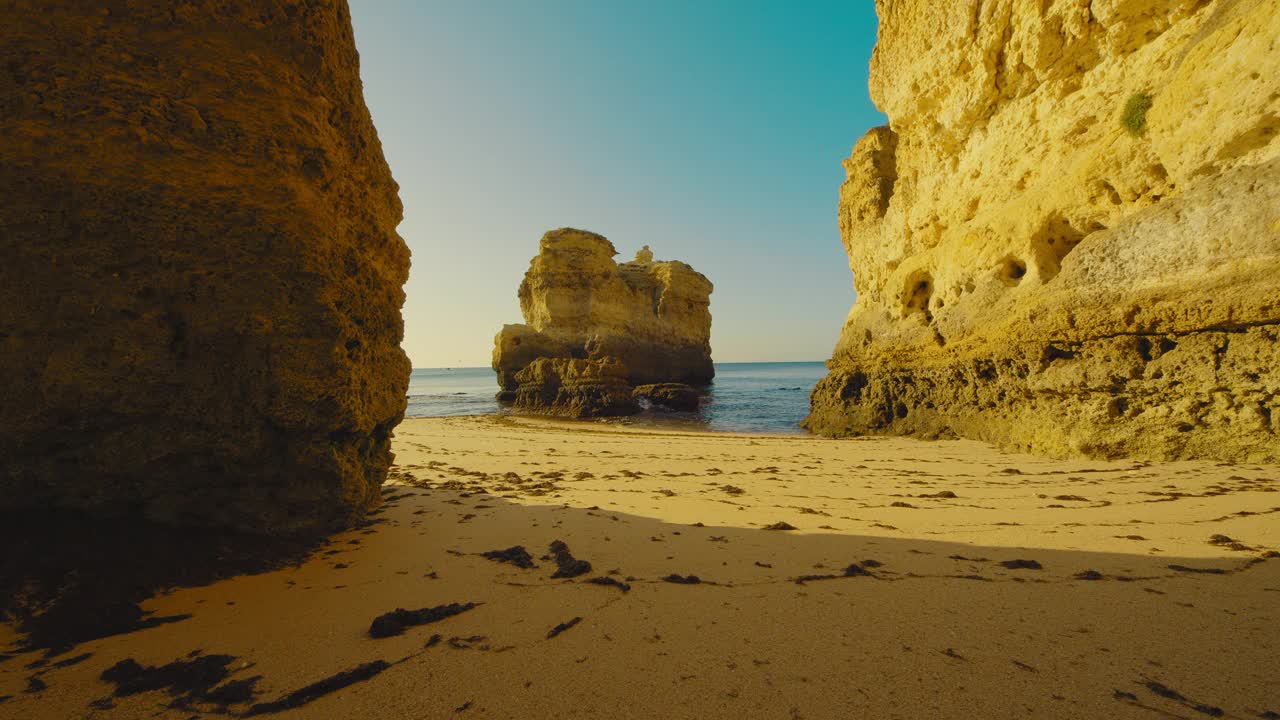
[0,484,1277,718]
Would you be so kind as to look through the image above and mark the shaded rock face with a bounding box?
[0,2,411,531]
[807,0,1280,461]
[513,357,638,418]
[494,229,713,415]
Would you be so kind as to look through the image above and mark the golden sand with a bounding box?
[3,415,1278,718]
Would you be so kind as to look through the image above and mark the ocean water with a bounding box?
[405,362,828,434]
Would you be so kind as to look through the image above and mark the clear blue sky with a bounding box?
[348,1,884,367]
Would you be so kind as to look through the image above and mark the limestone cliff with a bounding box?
[494,229,713,415]
[807,0,1280,461]
[0,1,410,531]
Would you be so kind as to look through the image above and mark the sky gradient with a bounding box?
[348,1,884,368]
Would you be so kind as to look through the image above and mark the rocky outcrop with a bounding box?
[513,358,638,418]
[0,2,410,531]
[633,383,702,412]
[494,229,713,415]
[807,0,1280,461]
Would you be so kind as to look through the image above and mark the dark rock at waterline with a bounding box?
[509,357,640,418]
[634,383,702,412]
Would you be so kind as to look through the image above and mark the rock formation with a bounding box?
[807,0,1280,461]
[494,229,713,416]
[513,357,638,418]
[633,383,702,412]
[0,1,410,531]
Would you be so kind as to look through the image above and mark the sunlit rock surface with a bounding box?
[0,1,411,531]
[807,0,1280,461]
[493,229,713,416]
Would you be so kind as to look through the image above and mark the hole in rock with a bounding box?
[975,362,997,381]
[1137,337,1154,362]
[901,271,934,323]
[1137,336,1177,362]
[997,257,1026,287]
[1108,398,1129,418]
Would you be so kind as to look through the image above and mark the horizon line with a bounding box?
[411,359,828,371]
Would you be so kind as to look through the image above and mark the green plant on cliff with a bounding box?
[1121,92,1154,136]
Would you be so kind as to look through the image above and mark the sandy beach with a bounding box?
[2,415,1277,718]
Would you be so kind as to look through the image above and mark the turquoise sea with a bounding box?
[405,361,828,434]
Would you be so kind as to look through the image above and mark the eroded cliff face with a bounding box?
[807,0,1280,461]
[494,229,713,416]
[0,1,410,531]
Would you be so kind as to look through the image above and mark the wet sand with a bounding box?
[3,415,1278,718]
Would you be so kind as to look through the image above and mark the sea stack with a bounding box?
[493,229,713,416]
[0,1,411,532]
[806,1,1280,461]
